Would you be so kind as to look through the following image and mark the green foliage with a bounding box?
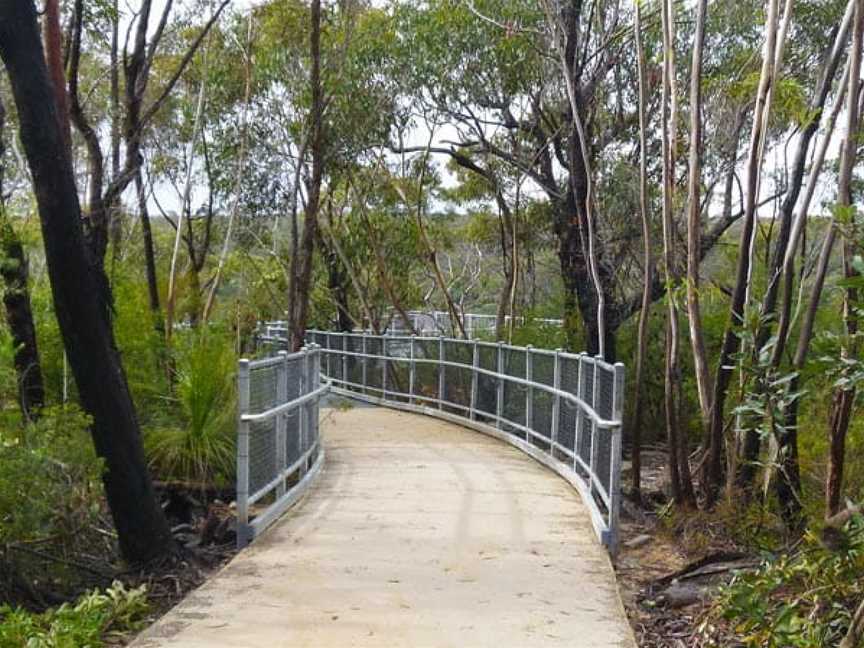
[0,406,100,547]
[144,328,237,486]
[705,516,864,647]
[0,581,149,648]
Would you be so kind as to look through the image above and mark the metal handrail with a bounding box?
[297,328,625,554]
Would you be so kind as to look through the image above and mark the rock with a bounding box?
[624,534,653,550]
[655,582,706,609]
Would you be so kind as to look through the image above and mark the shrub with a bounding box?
[0,405,101,547]
[0,581,149,647]
[144,328,237,486]
[703,515,864,647]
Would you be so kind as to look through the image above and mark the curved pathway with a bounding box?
[132,406,635,648]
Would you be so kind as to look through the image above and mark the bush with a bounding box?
[0,581,149,647]
[0,405,101,547]
[703,515,864,647]
[144,328,237,486]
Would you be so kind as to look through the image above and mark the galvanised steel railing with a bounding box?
[235,346,329,548]
[257,311,564,340]
[303,329,625,553]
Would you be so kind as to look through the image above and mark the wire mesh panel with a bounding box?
[384,336,411,402]
[593,362,616,502]
[442,340,473,414]
[557,354,578,460]
[501,347,527,435]
[531,351,555,449]
[236,346,329,548]
[475,343,498,423]
[413,338,440,404]
[345,334,364,388]
[576,356,595,481]
[365,336,383,394]
[247,360,279,496]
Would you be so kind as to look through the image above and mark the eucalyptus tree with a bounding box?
[0,0,174,564]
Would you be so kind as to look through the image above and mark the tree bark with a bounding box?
[685,0,713,426]
[629,0,651,501]
[661,0,695,507]
[705,0,781,506]
[825,1,864,517]
[0,1,174,564]
[289,0,324,351]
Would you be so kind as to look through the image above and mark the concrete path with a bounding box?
[132,407,635,648]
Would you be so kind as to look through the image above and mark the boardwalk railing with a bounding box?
[235,346,329,547]
[304,329,625,553]
[257,310,563,340]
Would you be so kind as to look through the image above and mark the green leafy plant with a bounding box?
[145,329,237,486]
[704,515,864,647]
[0,581,149,647]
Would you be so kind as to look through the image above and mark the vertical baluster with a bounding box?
[300,347,309,475]
[496,341,504,429]
[409,335,416,405]
[276,351,288,498]
[438,336,445,409]
[382,335,388,399]
[574,354,583,472]
[589,355,601,498]
[551,349,561,454]
[608,362,625,555]
[236,359,251,548]
[342,333,348,386]
[525,346,533,442]
[469,340,479,421]
[361,333,367,395]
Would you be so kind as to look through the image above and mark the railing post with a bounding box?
[236,359,251,549]
[609,362,625,556]
[525,346,533,441]
[589,355,601,497]
[361,332,368,395]
[325,333,332,378]
[551,348,562,451]
[276,351,288,498]
[496,341,504,429]
[469,340,479,421]
[301,346,311,473]
[575,354,584,471]
[409,335,416,405]
[342,333,348,386]
[314,346,322,447]
[382,335,388,398]
[438,336,445,410]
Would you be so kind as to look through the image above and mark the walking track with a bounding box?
[132,406,636,648]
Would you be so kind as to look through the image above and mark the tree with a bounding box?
[0,0,174,564]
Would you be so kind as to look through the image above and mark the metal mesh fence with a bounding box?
[288,328,624,553]
[236,346,327,548]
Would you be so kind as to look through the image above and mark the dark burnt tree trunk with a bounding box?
[135,168,163,325]
[0,1,174,564]
[0,221,45,420]
[0,97,44,421]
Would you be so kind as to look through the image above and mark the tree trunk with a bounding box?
[136,169,162,323]
[705,0,781,506]
[629,0,651,502]
[661,0,695,507]
[289,0,324,351]
[685,0,713,426]
[824,2,864,517]
[0,220,45,420]
[0,1,174,564]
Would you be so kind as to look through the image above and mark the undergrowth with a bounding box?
[0,581,149,648]
[701,514,864,647]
